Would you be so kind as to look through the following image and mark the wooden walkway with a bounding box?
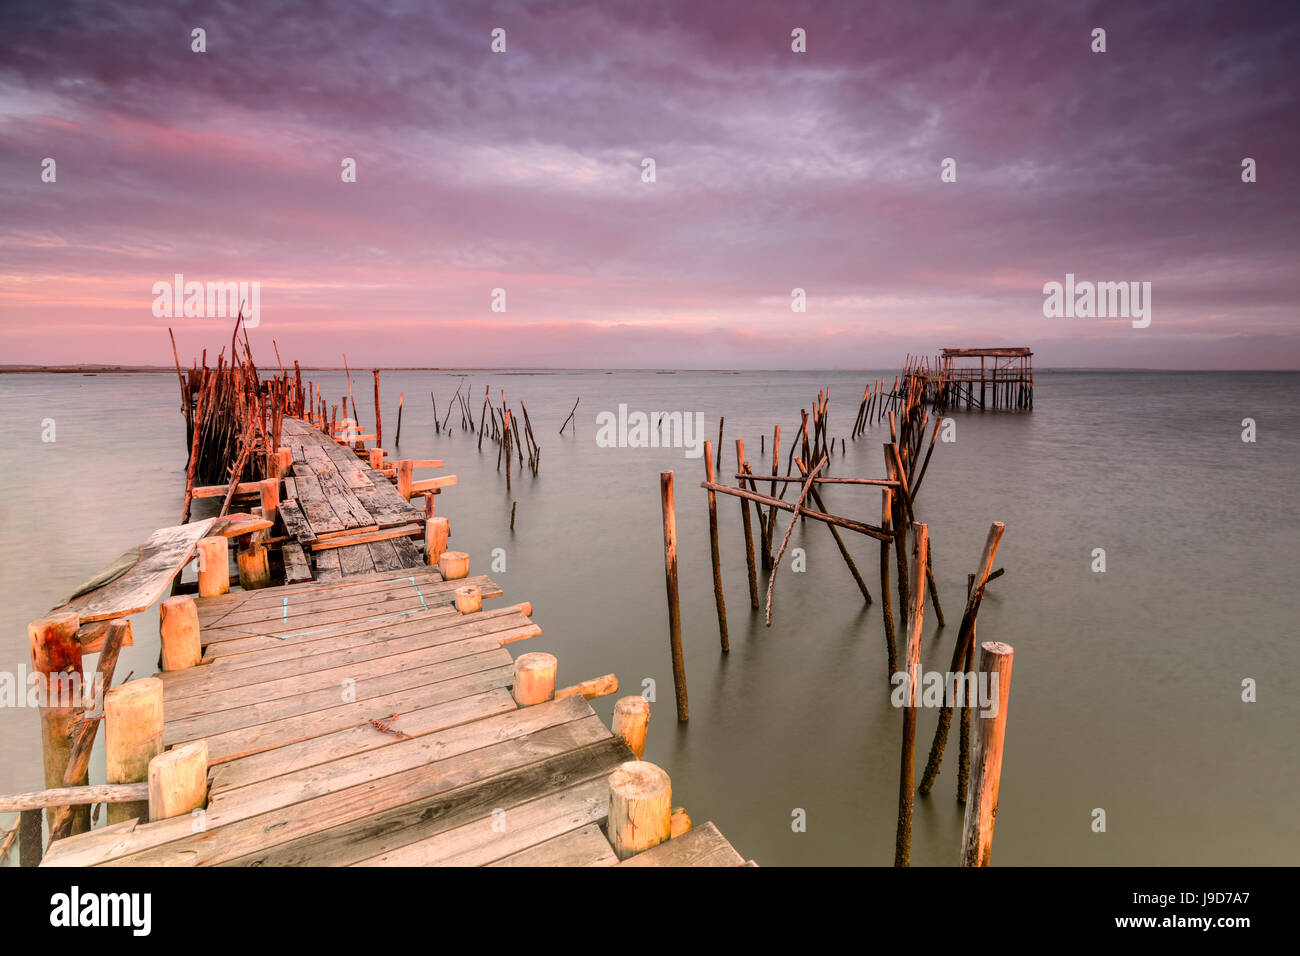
[37,415,749,867]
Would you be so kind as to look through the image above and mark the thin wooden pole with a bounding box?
[372,370,382,448]
[895,523,928,866]
[736,441,759,609]
[660,471,688,721]
[395,391,404,445]
[879,487,896,678]
[795,456,872,604]
[703,440,729,652]
[960,641,1014,866]
[765,455,827,626]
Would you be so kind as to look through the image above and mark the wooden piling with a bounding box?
[439,550,469,579]
[18,808,41,867]
[659,471,688,722]
[426,515,450,567]
[454,585,482,613]
[148,740,208,821]
[28,610,88,835]
[895,523,928,867]
[237,534,271,590]
[959,641,1014,866]
[159,595,201,671]
[612,696,651,759]
[105,677,164,825]
[608,760,672,860]
[197,535,229,597]
[512,652,557,705]
[372,369,382,448]
[703,440,729,652]
[736,441,759,609]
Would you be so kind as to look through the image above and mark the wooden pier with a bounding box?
[907,348,1034,411]
[8,354,749,868]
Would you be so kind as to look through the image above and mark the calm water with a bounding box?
[1,369,1297,865]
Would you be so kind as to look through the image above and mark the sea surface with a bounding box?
[1,369,1297,865]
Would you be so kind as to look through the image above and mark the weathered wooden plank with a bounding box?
[489,822,618,867]
[313,548,341,582]
[354,775,612,866]
[191,664,516,764]
[390,535,423,567]
[208,688,517,792]
[94,706,608,867]
[614,821,744,867]
[164,648,515,745]
[165,629,538,719]
[194,565,449,617]
[289,470,347,535]
[198,574,454,631]
[282,542,312,584]
[57,519,216,622]
[335,542,377,577]
[311,524,421,552]
[222,734,631,867]
[277,498,316,546]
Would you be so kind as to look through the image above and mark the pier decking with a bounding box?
[29,402,748,867]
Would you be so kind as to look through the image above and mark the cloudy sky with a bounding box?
[1,0,1296,368]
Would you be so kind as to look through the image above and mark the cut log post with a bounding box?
[454,585,482,613]
[196,535,230,597]
[373,369,383,448]
[397,459,413,500]
[277,446,292,475]
[426,516,450,567]
[148,740,208,821]
[960,641,1015,867]
[512,652,557,706]
[258,478,279,526]
[895,522,928,867]
[105,677,164,825]
[660,472,688,721]
[702,440,729,652]
[368,448,384,470]
[28,610,88,835]
[439,550,469,580]
[237,534,271,590]
[608,760,672,860]
[612,695,650,759]
[159,596,201,671]
[554,674,618,701]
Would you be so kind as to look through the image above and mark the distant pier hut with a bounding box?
[920,348,1034,411]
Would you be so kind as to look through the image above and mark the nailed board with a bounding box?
[58,519,216,623]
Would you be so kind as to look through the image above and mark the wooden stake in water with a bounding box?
[703,440,729,652]
[736,440,759,609]
[895,522,928,867]
[960,641,1014,866]
[660,471,688,721]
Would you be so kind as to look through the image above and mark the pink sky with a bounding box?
[1,0,1297,368]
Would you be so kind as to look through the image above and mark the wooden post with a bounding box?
[148,740,208,821]
[608,760,671,860]
[368,447,383,470]
[372,369,383,448]
[397,459,413,500]
[735,441,760,609]
[105,677,164,825]
[879,487,896,678]
[277,446,292,475]
[512,652,557,705]
[454,585,482,613]
[426,515,450,567]
[28,610,88,835]
[960,642,1014,867]
[159,596,201,671]
[18,808,42,866]
[439,550,469,580]
[702,440,729,652]
[660,472,688,721]
[612,696,650,759]
[258,477,279,526]
[895,522,928,867]
[196,535,229,597]
[237,534,271,590]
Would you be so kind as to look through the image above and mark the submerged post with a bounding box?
[895,523,928,867]
[960,641,1014,867]
[703,440,729,652]
[659,471,688,721]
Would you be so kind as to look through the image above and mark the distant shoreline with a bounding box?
[1,365,1296,375]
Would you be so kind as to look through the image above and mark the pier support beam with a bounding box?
[608,760,672,860]
[28,610,89,836]
[159,595,201,671]
[148,740,208,821]
[105,677,164,825]
[197,535,229,597]
[612,696,650,759]
[512,652,557,705]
